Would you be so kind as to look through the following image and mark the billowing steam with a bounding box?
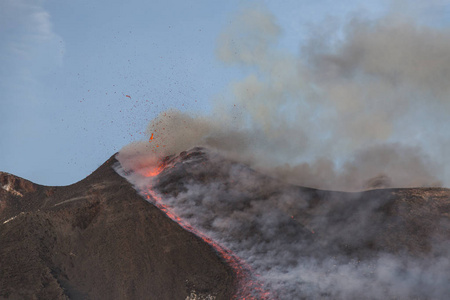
[119,5,449,190]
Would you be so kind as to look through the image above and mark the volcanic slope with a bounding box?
[0,156,236,300]
[119,147,450,299]
[2,148,450,299]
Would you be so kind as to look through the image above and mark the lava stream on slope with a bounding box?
[133,155,273,299]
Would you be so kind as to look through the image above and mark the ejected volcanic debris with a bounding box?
[1,148,450,299]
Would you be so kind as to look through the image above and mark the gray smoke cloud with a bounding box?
[115,148,450,299]
[118,4,450,191]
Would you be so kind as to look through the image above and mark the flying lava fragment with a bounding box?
[149,133,154,142]
[125,95,131,99]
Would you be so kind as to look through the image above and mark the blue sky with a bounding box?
[2,0,241,184]
[1,0,449,186]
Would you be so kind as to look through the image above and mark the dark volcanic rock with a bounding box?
[0,157,236,300]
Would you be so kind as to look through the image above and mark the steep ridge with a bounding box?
[0,156,236,300]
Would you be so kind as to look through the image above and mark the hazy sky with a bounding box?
[2,0,449,185]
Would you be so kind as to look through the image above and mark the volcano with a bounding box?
[1,147,450,299]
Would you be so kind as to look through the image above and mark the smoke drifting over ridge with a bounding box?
[119,5,449,190]
[115,147,450,299]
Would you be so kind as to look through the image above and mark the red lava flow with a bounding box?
[140,162,273,300]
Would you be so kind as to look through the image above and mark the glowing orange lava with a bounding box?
[142,163,273,300]
[142,164,164,177]
[149,133,154,142]
[125,95,131,98]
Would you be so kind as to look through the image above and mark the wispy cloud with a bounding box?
[0,0,64,85]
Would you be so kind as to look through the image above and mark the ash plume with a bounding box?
[119,4,449,191]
